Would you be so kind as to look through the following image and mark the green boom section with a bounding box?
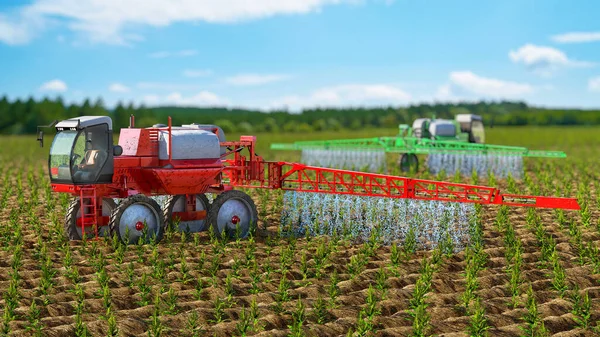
[270,136,567,158]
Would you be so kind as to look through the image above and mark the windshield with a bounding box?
[49,131,79,181]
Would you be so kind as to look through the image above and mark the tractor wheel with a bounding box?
[398,153,419,173]
[206,190,257,239]
[108,194,164,244]
[163,194,211,233]
[65,197,116,240]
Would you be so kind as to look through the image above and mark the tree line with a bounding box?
[1,96,599,135]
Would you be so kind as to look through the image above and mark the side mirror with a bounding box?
[36,120,58,148]
[113,145,123,156]
[37,131,44,147]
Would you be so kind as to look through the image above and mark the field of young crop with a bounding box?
[0,126,599,337]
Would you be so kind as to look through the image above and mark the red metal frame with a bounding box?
[50,116,581,240]
[226,162,580,210]
[171,194,207,221]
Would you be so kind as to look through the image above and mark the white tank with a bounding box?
[181,124,227,155]
[157,128,221,160]
[428,120,456,137]
[412,118,430,131]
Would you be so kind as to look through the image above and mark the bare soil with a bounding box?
[0,155,598,337]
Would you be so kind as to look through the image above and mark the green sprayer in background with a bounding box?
[270,114,567,178]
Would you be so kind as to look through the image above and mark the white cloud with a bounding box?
[0,16,29,45]
[433,84,462,102]
[40,79,68,92]
[149,50,198,58]
[509,44,595,76]
[140,91,228,107]
[0,8,45,45]
[0,0,380,45]
[441,71,533,99]
[109,83,130,93]
[166,91,226,105]
[589,77,600,92]
[225,74,290,86]
[141,94,160,105]
[183,69,213,78]
[137,82,201,91]
[551,31,600,44]
[269,84,411,111]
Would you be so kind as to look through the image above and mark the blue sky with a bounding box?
[0,0,599,111]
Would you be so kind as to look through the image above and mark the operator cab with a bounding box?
[455,114,485,143]
[49,116,115,184]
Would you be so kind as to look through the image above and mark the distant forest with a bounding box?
[1,96,599,134]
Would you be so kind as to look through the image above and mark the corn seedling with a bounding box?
[409,302,431,337]
[375,266,388,299]
[288,297,306,337]
[354,285,381,336]
[235,305,252,336]
[571,288,592,330]
[299,250,310,280]
[461,248,480,311]
[313,295,329,324]
[224,273,235,305]
[193,277,205,301]
[406,255,436,337]
[165,286,178,314]
[104,307,119,337]
[519,284,548,337]
[550,249,569,297]
[74,311,91,337]
[184,311,206,337]
[25,300,43,336]
[347,253,368,280]
[248,261,262,294]
[467,297,490,337]
[274,272,292,313]
[249,296,262,332]
[137,273,152,306]
[210,297,227,324]
[328,270,340,308]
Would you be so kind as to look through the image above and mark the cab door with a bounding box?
[72,124,113,184]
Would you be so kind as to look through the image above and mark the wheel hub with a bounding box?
[135,221,144,231]
[118,202,160,244]
[215,198,253,236]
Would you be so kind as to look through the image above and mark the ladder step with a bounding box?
[79,187,99,238]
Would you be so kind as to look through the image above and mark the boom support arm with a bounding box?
[225,161,580,210]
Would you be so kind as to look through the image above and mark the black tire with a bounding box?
[163,194,211,233]
[108,194,164,245]
[65,197,116,240]
[398,153,419,173]
[206,190,257,239]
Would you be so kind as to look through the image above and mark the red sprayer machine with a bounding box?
[38,115,580,245]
